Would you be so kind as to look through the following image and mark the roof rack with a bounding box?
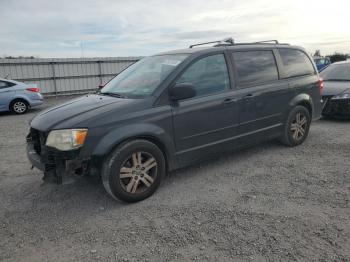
[189,37,234,48]
[254,40,279,44]
[189,38,289,48]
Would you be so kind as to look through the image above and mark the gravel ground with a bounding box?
[0,96,349,262]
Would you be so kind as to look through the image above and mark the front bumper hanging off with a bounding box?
[26,128,90,184]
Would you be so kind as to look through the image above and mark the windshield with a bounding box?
[101,54,189,98]
[320,63,350,81]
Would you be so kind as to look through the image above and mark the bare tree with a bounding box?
[313,50,321,57]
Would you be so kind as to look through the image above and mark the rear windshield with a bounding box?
[315,59,325,65]
[320,63,350,81]
[279,49,316,78]
[101,54,189,98]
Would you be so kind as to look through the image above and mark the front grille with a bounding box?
[332,100,350,114]
[322,96,350,116]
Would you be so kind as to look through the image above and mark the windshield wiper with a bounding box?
[100,92,127,98]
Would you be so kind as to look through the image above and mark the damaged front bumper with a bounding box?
[26,128,90,184]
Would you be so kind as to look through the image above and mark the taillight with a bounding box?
[26,87,40,93]
[318,78,324,96]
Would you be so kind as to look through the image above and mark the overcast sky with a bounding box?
[1,0,349,58]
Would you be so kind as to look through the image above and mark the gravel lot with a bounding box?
[0,96,349,262]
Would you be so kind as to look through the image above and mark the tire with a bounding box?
[10,99,28,114]
[280,106,311,147]
[102,139,166,203]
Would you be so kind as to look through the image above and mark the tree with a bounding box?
[313,50,321,57]
[1,55,36,59]
[328,53,348,63]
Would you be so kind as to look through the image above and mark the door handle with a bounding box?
[242,94,254,99]
[223,98,237,104]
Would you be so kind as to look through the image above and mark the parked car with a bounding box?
[26,38,322,202]
[314,56,331,71]
[320,61,350,118]
[0,78,43,114]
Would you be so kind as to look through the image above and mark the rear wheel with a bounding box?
[280,106,311,147]
[10,99,28,114]
[102,139,165,202]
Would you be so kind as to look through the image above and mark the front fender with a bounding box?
[91,123,175,166]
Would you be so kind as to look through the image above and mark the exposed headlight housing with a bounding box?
[46,129,88,151]
[332,93,350,100]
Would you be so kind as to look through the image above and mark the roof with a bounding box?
[155,46,223,55]
[155,41,304,56]
[0,77,21,84]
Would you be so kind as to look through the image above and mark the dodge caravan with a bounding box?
[26,38,322,202]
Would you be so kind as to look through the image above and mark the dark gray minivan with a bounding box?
[27,38,323,202]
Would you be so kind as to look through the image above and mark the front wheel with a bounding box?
[102,140,165,203]
[280,106,311,147]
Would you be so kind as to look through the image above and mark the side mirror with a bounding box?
[98,83,105,89]
[169,83,196,101]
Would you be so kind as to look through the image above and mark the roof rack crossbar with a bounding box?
[253,40,279,44]
[189,40,222,48]
[189,37,235,48]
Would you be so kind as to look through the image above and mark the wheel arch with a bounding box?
[114,135,171,171]
[90,124,176,172]
[9,97,30,111]
[289,94,314,118]
[297,100,312,118]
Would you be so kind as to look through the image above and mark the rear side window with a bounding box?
[233,50,279,86]
[279,49,315,77]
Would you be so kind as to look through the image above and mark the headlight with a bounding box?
[332,93,350,100]
[46,129,88,151]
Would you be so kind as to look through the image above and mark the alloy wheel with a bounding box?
[119,151,158,194]
[290,112,308,141]
[13,101,27,113]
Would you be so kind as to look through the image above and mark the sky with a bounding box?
[1,0,349,58]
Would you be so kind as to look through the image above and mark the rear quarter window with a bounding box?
[0,81,12,89]
[233,50,279,87]
[279,49,316,78]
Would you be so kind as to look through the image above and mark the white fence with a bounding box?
[0,57,141,95]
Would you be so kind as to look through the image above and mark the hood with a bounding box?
[30,94,143,131]
[322,81,350,96]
